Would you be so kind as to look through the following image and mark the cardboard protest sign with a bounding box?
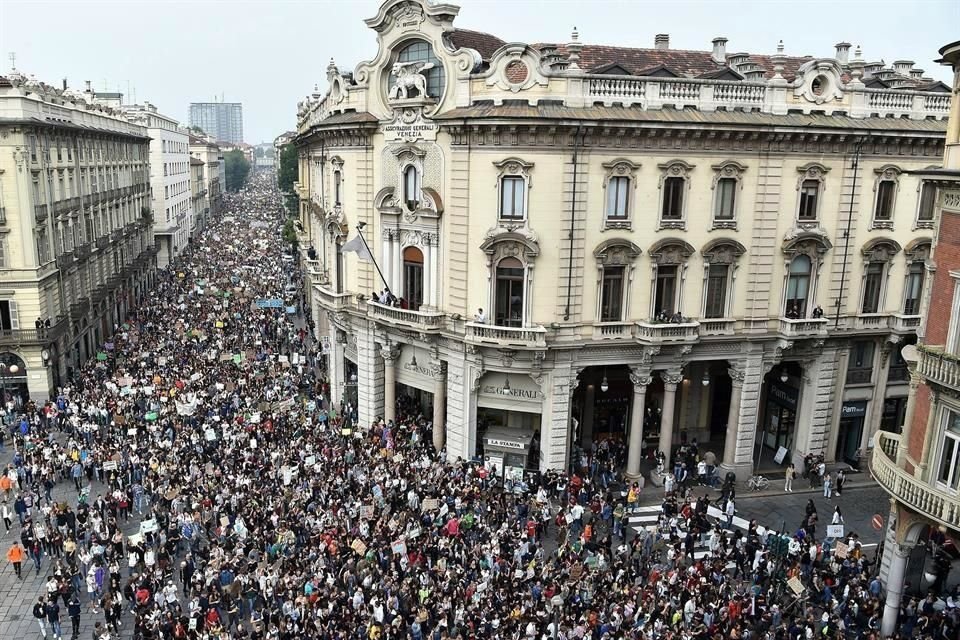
[391,540,407,555]
[351,539,367,556]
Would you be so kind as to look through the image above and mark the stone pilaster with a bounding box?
[744,155,784,320]
[554,140,589,320]
[732,350,766,474]
[354,321,384,427]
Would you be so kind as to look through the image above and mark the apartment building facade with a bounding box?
[188,102,243,145]
[0,72,156,400]
[295,0,950,479]
[189,134,225,227]
[124,103,192,267]
[872,40,960,635]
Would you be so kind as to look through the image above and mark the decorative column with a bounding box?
[422,240,432,309]
[897,366,921,465]
[880,542,913,636]
[659,371,684,469]
[722,366,746,469]
[381,344,399,424]
[432,360,447,452]
[581,382,596,447]
[626,366,652,480]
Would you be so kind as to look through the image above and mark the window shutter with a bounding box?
[8,300,18,330]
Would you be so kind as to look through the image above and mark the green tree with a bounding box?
[224,149,250,192]
[282,218,299,251]
[277,144,298,194]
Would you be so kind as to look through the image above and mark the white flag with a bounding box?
[341,234,374,263]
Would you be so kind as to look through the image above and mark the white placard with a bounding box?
[205,428,217,441]
[774,447,789,465]
[826,524,844,539]
[140,519,159,534]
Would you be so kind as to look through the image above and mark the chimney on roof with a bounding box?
[655,34,669,50]
[893,60,914,75]
[85,80,91,93]
[711,37,728,64]
[834,42,851,64]
[910,68,925,79]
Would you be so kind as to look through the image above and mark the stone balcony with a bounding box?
[872,431,960,531]
[313,284,353,313]
[698,318,737,337]
[592,322,635,340]
[890,313,922,334]
[465,322,547,349]
[777,317,829,339]
[367,301,444,332]
[916,344,960,392]
[635,321,700,344]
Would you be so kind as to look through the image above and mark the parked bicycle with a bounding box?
[746,474,770,491]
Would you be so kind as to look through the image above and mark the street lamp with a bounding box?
[0,362,19,418]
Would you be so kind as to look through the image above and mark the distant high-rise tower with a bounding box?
[188,102,243,144]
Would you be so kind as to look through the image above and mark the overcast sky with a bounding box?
[2,0,957,143]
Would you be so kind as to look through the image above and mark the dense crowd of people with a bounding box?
[2,171,956,640]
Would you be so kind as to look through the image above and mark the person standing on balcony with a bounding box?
[474,308,486,323]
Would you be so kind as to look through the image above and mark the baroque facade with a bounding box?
[872,40,960,635]
[295,0,950,479]
[0,71,157,400]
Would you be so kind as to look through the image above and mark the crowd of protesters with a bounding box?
[1,171,956,640]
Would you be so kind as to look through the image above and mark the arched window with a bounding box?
[403,165,420,210]
[495,257,525,327]
[903,261,925,315]
[402,246,424,311]
[785,255,812,317]
[396,40,446,99]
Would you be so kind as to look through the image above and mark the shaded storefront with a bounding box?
[836,400,868,464]
[476,372,542,471]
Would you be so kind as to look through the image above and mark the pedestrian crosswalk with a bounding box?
[624,503,774,560]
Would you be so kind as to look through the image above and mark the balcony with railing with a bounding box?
[891,313,922,333]
[916,344,960,392]
[778,317,828,339]
[0,206,6,224]
[872,431,960,531]
[592,322,635,340]
[0,317,68,346]
[314,284,354,312]
[853,313,891,332]
[368,301,445,332]
[465,322,547,349]
[96,236,109,250]
[845,367,873,385]
[75,243,91,261]
[56,251,75,270]
[698,318,737,337]
[636,321,700,344]
[34,204,48,223]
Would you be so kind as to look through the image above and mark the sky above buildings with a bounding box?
[1,0,957,144]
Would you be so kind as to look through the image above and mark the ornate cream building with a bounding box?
[0,71,156,399]
[294,0,950,479]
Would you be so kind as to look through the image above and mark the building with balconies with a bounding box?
[872,40,960,636]
[295,0,950,479]
[0,71,156,400]
[189,134,224,220]
[123,102,192,267]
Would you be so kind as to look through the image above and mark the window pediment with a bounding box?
[701,238,746,264]
[593,238,641,266]
[493,157,534,182]
[796,162,830,187]
[873,164,903,183]
[480,227,540,264]
[904,238,932,262]
[860,237,902,262]
[782,232,832,258]
[648,238,695,265]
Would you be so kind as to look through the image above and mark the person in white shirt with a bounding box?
[474,308,486,323]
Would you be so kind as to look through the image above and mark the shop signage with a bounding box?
[477,372,543,411]
[396,345,437,390]
[382,110,438,143]
[768,381,799,412]
[841,401,868,418]
[485,438,526,450]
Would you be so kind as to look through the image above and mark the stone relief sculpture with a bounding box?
[389,61,434,100]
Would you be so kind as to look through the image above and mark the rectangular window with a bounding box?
[714,178,736,221]
[861,262,885,313]
[29,136,37,163]
[917,183,936,222]
[948,280,960,356]
[599,266,625,322]
[0,239,6,269]
[36,230,50,264]
[936,409,960,492]
[704,264,729,318]
[874,181,895,221]
[661,177,684,220]
[606,176,629,220]
[500,176,525,220]
[903,262,925,315]
[798,179,820,220]
[847,340,875,384]
[0,299,19,331]
[654,265,678,316]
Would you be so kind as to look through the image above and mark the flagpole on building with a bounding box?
[356,222,391,295]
